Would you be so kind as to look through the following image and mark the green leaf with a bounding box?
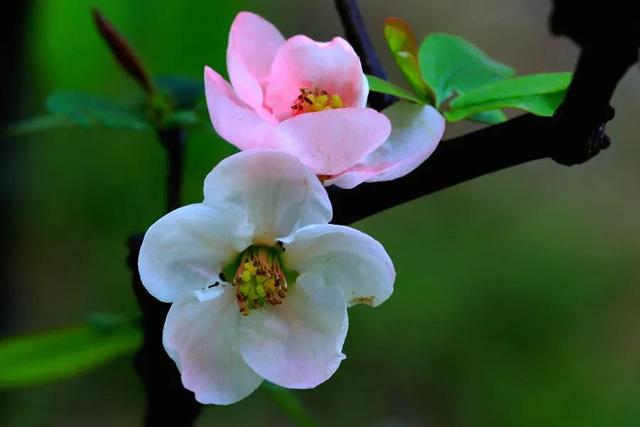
[468,110,508,124]
[166,110,202,128]
[155,76,203,109]
[0,315,141,389]
[262,382,318,427]
[384,18,434,103]
[2,115,73,136]
[418,33,515,107]
[366,75,425,104]
[46,92,151,131]
[445,72,572,122]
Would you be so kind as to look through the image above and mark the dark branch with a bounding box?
[157,128,186,212]
[334,0,394,111]
[129,130,190,425]
[330,113,550,224]
[329,0,639,225]
[128,235,202,427]
[550,0,640,48]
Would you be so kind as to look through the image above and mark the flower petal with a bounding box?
[204,66,275,150]
[163,290,263,405]
[269,108,391,176]
[227,12,285,109]
[203,150,332,243]
[138,203,252,303]
[283,224,395,307]
[265,35,367,120]
[238,274,347,388]
[325,102,445,189]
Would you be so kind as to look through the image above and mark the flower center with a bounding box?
[291,87,344,116]
[232,245,289,315]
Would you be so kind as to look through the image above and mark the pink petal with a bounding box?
[204,66,275,150]
[325,103,445,189]
[227,12,285,109]
[264,35,367,121]
[163,291,263,405]
[268,108,391,176]
[237,274,347,388]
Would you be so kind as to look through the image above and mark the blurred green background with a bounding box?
[2,0,640,425]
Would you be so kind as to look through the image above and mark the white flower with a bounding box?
[138,150,395,405]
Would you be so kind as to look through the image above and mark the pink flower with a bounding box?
[205,12,445,188]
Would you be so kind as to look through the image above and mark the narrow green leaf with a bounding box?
[166,110,202,128]
[2,115,72,136]
[46,92,151,131]
[418,33,515,107]
[384,18,434,103]
[445,72,572,121]
[0,316,141,389]
[445,92,566,122]
[262,382,318,427]
[450,72,572,105]
[384,17,419,54]
[366,75,425,104]
[468,110,508,124]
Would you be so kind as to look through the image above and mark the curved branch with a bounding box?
[330,113,550,224]
[334,0,394,110]
[330,0,638,226]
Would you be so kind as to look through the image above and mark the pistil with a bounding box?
[233,246,288,315]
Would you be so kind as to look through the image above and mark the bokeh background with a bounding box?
[1,0,639,425]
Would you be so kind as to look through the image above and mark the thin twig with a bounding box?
[334,0,394,111]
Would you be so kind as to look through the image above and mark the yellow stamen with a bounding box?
[233,246,288,315]
[291,87,345,116]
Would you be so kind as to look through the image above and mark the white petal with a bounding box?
[138,203,252,303]
[163,290,263,405]
[203,150,332,244]
[238,274,347,388]
[284,224,395,307]
[325,102,445,189]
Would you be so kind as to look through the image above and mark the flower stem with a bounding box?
[157,128,186,213]
[128,235,202,427]
[126,130,189,425]
[262,382,318,427]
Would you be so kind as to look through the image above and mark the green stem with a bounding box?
[262,382,318,427]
